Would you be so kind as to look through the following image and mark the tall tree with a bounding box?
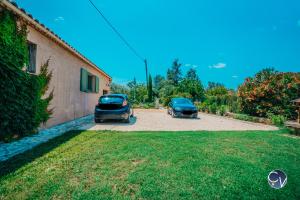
[167,59,182,85]
[207,82,224,90]
[148,74,153,102]
[179,69,204,101]
[186,68,199,81]
[153,75,165,90]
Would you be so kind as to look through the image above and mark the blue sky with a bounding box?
[16,0,300,89]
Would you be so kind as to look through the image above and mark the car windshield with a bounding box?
[99,96,124,104]
[173,99,192,105]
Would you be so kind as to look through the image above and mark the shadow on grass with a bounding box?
[0,130,84,178]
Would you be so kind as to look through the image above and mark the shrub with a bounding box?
[202,84,240,115]
[218,105,227,116]
[209,103,217,114]
[238,68,300,119]
[196,102,208,112]
[233,114,260,123]
[133,102,155,109]
[267,112,287,127]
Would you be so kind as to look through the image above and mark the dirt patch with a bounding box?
[131,159,145,166]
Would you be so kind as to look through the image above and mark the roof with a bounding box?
[0,0,111,80]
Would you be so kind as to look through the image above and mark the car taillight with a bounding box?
[122,100,128,107]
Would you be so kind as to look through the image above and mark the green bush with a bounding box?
[218,105,227,116]
[133,102,155,109]
[228,100,240,113]
[208,103,217,114]
[233,114,259,123]
[196,102,208,112]
[0,11,53,142]
[267,112,287,127]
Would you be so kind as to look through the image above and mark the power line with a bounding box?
[88,0,144,62]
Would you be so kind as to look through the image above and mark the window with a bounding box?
[80,68,99,93]
[103,90,108,95]
[173,98,193,105]
[99,96,124,104]
[27,42,37,73]
[87,74,94,92]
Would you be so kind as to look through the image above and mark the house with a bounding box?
[0,0,112,128]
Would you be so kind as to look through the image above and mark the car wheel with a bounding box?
[171,110,176,118]
[130,109,134,117]
[124,115,130,123]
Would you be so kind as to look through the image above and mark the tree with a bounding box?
[186,68,198,81]
[206,85,228,96]
[179,68,204,101]
[207,82,224,90]
[127,77,137,103]
[238,68,300,119]
[135,84,148,103]
[254,67,277,83]
[110,83,129,95]
[148,74,153,102]
[153,75,165,90]
[127,77,137,89]
[167,59,182,85]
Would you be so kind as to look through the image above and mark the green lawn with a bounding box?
[0,130,299,199]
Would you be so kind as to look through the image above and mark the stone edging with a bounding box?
[0,115,93,162]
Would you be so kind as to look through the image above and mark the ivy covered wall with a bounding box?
[0,10,53,142]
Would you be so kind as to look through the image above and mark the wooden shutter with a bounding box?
[80,68,88,92]
[95,76,99,93]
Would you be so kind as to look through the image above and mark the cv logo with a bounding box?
[268,170,287,189]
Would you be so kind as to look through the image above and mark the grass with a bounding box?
[0,130,300,199]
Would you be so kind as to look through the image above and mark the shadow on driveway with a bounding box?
[96,116,137,126]
[0,130,84,178]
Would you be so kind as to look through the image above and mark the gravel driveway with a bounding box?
[80,109,278,131]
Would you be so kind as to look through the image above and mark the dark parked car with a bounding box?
[167,98,198,118]
[94,94,133,123]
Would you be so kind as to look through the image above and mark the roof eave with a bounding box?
[0,0,111,81]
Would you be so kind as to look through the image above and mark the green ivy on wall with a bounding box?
[0,10,53,142]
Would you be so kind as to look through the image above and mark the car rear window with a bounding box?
[99,96,124,104]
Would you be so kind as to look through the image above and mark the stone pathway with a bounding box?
[0,115,93,162]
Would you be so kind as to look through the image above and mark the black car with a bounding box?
[94,94,133,123]
[167,98,198,118]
